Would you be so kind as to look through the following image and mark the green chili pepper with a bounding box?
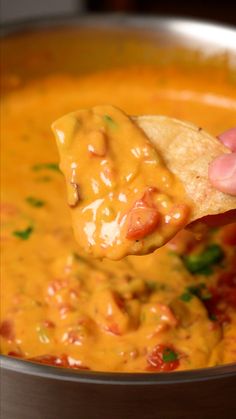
[26,196,45,207]
[13,226,33,240]
[182,244,224,275]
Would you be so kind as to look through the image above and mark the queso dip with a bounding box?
[1,65,236,372]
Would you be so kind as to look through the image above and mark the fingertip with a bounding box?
[218,127,236,152]
[209,153,236,195]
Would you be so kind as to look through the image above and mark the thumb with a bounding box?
[209,153,236,195]
[218,128,236,151]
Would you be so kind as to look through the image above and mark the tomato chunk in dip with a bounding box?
[52,106,190,259]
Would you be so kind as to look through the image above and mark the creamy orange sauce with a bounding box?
[52,105,190,259]
[1,65,236,372]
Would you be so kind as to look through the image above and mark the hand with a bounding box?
[191,128,236,227]
[209,128,236,195]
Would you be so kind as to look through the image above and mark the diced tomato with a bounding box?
[218,271,236,289]
[126,207,160,240]
[8,351,22,358]
[105,322,121,336]
[146,344,180,372]
[90,289,130,335]
[28,354,90,370]
[42,320,55,329]
[217,271,236,307]
[112,292,125,310]
[126,188,160,240]
[0,319,14,341]
[230,255,236,271]
[221,224,236,246]
[209,305,230,325]
[29,354,67,367]
[204,270,236,324]
[141,187,158,206]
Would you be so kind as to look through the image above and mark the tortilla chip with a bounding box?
[133,115,236,222]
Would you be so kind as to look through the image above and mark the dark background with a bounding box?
[87,0,236,26]
[1,0,236,25]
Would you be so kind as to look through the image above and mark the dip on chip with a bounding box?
[52,105,236,260]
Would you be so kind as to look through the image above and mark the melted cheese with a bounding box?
[52,105,190,259]
[1,65,236,372]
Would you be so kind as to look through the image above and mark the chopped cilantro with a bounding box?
[146,281,166,292]
[196,266,213,276]
[187,283,212,302]
[182,244,224,275]
[26,196,45,207]
[32,163,60,173]
[162,348,178,363]
[187,284,206,296]
[103,114,117,128]
[180,292,193,302]
[13,226,33,240]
